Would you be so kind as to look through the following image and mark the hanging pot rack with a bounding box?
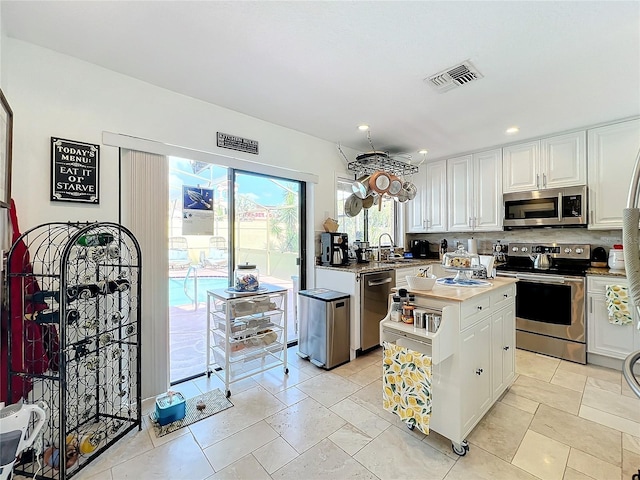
[347,151,419,177]
[337,129,423,178]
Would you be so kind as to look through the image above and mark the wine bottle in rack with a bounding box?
[25,290,60,303]
[76,233,114,247]
[105,278,131,293]
[66,283,101,302]
[25,310,60,324]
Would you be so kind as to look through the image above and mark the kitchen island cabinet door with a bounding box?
[491,303,515,398]
[460,317,491,434]
[588,118,640,229]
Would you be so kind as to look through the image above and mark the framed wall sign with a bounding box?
[51,137,100,204]
[0,89,13,208]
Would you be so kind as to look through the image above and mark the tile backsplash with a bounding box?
[407,229,623,256]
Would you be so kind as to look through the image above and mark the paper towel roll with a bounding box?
[468,238,478,254]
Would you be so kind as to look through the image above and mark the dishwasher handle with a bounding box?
[368,277,393,287]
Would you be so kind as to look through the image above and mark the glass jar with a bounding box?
[234,263,260,292]
[401,304,415,324]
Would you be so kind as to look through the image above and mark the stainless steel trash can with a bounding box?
[298,289,350,369]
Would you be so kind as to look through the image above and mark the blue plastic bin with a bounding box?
[154,391,186,426]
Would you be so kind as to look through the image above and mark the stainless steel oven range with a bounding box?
[496,243,590,364]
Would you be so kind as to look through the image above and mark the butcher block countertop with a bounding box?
[394,276,518,302]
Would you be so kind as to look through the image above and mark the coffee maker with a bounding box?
[321,232,350,266]
[410,239,430,259]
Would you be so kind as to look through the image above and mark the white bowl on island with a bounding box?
[406,275,437,291]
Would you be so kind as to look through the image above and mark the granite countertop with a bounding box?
[586,267,626,278]
[315,258,440,275]
[395,276,518,302]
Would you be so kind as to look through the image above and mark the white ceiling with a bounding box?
[3,1,640,161]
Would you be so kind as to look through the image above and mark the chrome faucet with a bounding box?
[377,233,395,261]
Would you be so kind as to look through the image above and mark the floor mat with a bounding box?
[148,388,233,437]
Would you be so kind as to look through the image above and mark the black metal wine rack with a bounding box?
[5,222,142,479]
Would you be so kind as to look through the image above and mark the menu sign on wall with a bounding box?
[51,137,100,204]
[217,132,259,155]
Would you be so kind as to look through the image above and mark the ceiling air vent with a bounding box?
[425,60,483,93]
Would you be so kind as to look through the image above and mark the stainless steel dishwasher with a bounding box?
[360,270,394,351]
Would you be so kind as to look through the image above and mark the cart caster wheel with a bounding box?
[461,440,469,448]
[407,424,415,431]
[452,442,468,456]
[284,368,289,374]
[226,390,231,398]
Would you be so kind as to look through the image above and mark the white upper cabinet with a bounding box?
[448,149,502,232]
[503,132,586,193]
[541,131,586,188]
[405,168,427,233]
[447,155,473,231]
[405,160,447,233]
[588,118,640,230]
[502,141,539,193]
[473,149,503,231]
[424,160,448,232]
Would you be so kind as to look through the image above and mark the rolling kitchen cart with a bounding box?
[206,284,288,397]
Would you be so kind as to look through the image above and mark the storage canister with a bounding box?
[413,309,426,329]
[428,314,442,333]
[234,263,260,291]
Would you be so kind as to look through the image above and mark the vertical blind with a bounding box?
[121,149,169,399]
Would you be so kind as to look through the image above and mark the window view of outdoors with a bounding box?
[337,178,396,252]
[168,158,302,384]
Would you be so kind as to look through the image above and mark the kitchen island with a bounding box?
[380,277,518,456]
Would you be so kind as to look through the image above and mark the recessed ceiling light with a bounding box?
[418,149,428,155]
[505,126,519,134]
[358,125,369,131]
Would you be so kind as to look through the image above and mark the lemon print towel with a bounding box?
[382,341,432,434]
[605,285,632,325]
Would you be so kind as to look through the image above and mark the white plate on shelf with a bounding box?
[224,287,268,295]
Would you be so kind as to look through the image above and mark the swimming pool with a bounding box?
[169,276,228,307]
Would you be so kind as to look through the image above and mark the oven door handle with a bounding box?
[497,272,518,278]
[516,273,566,284]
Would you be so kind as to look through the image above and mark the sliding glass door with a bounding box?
[233,171,303,344]
[168,159,304,384]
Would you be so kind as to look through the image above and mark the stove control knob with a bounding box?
[575,247,584,254]
[521,247,528,253]
[564,248,572,254]
[512,246,519,252]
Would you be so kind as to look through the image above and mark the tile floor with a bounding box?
[63,348,640,480]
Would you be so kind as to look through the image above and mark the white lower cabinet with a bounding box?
[587,276,639,360]
[394,267,416,288]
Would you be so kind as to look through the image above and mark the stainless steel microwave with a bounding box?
[503,186,587,228]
